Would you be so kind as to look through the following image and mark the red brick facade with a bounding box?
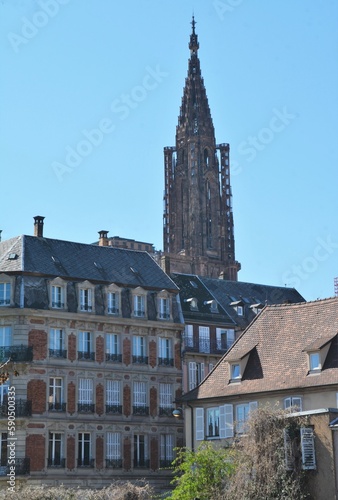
[123,384,131,417]
[27,379,46,414]
[26,434,45,471]
[96,383,104,416]
[96,335,104,363]
[67,381,76,414]
[68,333,76,361]
[123,337,131,365]
[150,386,157,417]
[96,435,104,469]
[174,342,181,370]
[149,339,157,368]
[28,329,47,360]
[123,437,131,471]
[67,435,75,470]
[150,436,158,471]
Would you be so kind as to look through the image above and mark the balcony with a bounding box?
[160,459,173,468]
[134,310,145,318]
[182,336,231,355]
[78,403,95,413]
[106,458,122,468]
[80,305,92,312]
[47,458,66,468]
[0,299,10,306]
[77,458,95,468]
[158,357,174,367]
[48,402,66,412]
[0,345,33,362]
[0,458,30,476]
[105,353,122,363]
[51,301,64,309]
[0,399,32,418]
[108,307,119,315]
[159,407,174,417]
[49,349,67,359]
[133,405,149,416]
[134,459,150,468]
[159,313,170,320]
[77,351,95,361]
[132,355,148,365]
[106,404,122,415]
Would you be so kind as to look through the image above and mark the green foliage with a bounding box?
[169,441,234,500]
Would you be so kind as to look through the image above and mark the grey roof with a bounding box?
[0,235,178,291]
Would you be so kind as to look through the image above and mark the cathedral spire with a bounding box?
[189,15,199,54]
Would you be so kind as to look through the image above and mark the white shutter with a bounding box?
[189,362,197,390]
[284,397,291,410]
[283,428,294,470]
[301,427,316,470]
[220,404,233,438]
[195,408,204,441]
[200,362,205,384]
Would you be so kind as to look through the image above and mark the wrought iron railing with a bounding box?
[0,458,30,476]
[47,457,66,468]
[51,301,64,308]
[160,459,173,468]
[77,458,94,468]
[108,307,119,314]
[106,458,122,468]
[77,351,95,361]
[132,355,148,364]
[0,400,31,418]
[133,405,149,416]
[158,357,174,367]
[0,345,33,362]
[48,402,66,412]
[78,403,95,413]
[159,407,174,417]
[182,336,231,355]
[134,459,150,468]
[105,353,122,363]
[106,404,122,415]
[49,348,67,358]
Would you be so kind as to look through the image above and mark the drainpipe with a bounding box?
[187,402,194,452]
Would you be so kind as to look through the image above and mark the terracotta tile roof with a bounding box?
[182,297,338,402]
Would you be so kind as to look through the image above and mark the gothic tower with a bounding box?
[162,18,241,280]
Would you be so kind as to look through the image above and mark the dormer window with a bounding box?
[50,277,67,310]
[250,303,264,315]
[204,299,218,313]
[158,297,170,320]
[78,281,94,313]
[231,363,241,380]
[230,300,244,316]
[185,298,198,311]
[0,283,11,307]
[108,292,119,314]
[304,335,336,374]
[228,346,255,383]
[132,287,147,318]
[309,352,321,371]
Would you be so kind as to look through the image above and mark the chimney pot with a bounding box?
[34,216,45,237]
[98,230,109,246]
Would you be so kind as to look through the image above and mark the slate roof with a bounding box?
[170,273,235,325]
[171,273,305,329]
[182,297,338,402]
[0,235,178,291]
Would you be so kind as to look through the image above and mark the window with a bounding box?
[159,383,172,416]
[49,377,65,411]
[158,338,173,366]
[160,434,174,467]
[0,327,11,361]
[184,324,194,348]
[51,285,64,309]
[78,378,94,413]
[0,283,10,306]
[231,363,241,380]
[237,305,243,316]
[309,352,320,371]
[107,292,119,315]
[106,432,122,468]
[236,402,258,434]
[0,383,9,405]
[49,329,66,358]
[134,434,148,468]
[0,433,7,466]
[106,333,121,362]
[189,362,205,390]
[133,381,148,415]
[48,432,64,467]
[199,327,210,353]
[216,328,235,351]
[80,287,92,312]
[207,408,220,438]
[106,380,121,414]
[284,397,302,412]
[158,297,170,320]
[78,331,94,361]
[78,433,93,467]
[132,336,147,364]
[133,294,145,317]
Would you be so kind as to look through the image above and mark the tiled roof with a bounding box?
[0,235,178,291]
[182,297,338,402]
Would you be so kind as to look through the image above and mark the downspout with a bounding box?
[187,402,194,452]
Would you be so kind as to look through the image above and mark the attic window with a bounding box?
[185,297,198,310]
[309,352,321,372]
[231,363,241,380]
[304,335,336,374]
[204,299,218,313]
[7,253,18,260]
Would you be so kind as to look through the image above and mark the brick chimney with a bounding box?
[34,216,45,237]
[98,230,109,246]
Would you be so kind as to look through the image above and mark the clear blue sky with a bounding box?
[1,0,337,302]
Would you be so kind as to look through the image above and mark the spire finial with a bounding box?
[189,15,199,53]
[191,15,196,35]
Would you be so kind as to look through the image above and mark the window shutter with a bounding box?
[195,408,204,441]
[220,404,233,438]
[249,401,258,414]
[301,427,316,470]
[208,363,214,373]
[227,329,235,348]
[189,362,197,390]
[283,428,294,470]
[284,397,291,410]
[200,362,205,383]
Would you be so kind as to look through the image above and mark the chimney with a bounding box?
[34,216,45,237]
[98,230,109,247]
